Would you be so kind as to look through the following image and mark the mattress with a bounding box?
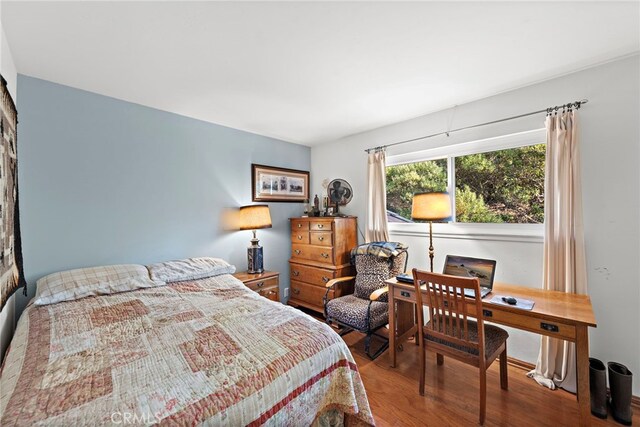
[0,273,373,426]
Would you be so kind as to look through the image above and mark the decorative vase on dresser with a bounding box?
[288,216,358,315]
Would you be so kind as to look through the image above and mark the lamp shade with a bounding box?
[239,205,272,230]
[411,192,452,221]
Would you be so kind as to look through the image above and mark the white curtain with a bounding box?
[528,109,587,393]
[365,150,390,242]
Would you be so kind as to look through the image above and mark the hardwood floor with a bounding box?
[341,333,639,427]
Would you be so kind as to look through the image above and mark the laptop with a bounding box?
[442,255,497,299]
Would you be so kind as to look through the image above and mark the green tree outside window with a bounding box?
[386,143,545,224]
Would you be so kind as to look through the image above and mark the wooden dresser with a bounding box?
[288,216,357,314]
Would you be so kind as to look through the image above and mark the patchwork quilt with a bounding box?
[0,274,374,426]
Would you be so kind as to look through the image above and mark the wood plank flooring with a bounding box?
[342,333,639,427]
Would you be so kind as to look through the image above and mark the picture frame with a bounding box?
[252,164,310,202]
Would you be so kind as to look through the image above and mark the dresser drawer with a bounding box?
[292,244,334,264]
[291,232,310,244]
[310,231,332,246]
[290,280,334,308]
[256,287,279,302]
[291,220,309,231]
[244,275,279,292]
[310,221,332,231]
[290,263,335,286]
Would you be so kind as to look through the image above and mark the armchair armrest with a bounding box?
[325,276,356,289]
[369,286,389,301]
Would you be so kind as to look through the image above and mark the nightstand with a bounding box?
[233,271,280,302]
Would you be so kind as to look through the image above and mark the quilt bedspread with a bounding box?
[0,274,374,426]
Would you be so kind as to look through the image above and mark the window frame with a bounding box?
[386,128,546,243]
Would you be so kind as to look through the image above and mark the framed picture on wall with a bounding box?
[252,164,310,202]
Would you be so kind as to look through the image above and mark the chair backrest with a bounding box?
[352,250,408,302]
[411,269,485,360]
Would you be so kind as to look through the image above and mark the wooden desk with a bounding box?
[386,278,597,426]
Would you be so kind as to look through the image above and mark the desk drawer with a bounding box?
[291,244,334,264]
[393,286,417,302]
[481,307,576,341]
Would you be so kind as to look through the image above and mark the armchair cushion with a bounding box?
[353,250,408,302]
[325,295,388,331]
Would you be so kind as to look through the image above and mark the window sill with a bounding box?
[388,222,544,243]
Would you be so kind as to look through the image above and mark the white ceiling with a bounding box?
[2,1,639,146]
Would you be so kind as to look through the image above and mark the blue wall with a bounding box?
[16,75,309,317]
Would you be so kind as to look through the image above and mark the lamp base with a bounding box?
[247,238,264,274]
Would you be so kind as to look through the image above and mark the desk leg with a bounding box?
[396,301,414,340]
[576,325,590,426]
[389,289,396,368]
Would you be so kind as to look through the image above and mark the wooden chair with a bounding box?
[412,269,509,425]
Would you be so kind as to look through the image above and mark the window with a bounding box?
[386,130,546,224]
[386,159,447,222]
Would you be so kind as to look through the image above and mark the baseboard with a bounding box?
[507,356,535,371]
[633,395,640,411]
[507,356,640,410]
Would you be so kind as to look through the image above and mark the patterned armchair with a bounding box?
[324,242,408,359]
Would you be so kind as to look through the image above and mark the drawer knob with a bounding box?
[540,322,559,333]
[400,291,411,298]
[483,309,493,318]
[297,223,302,228]
[322,277,330,282]
[292,271,300,276]
[297,235,302,240]
[318,236,324,241]
[256,282,264,287]
[293,288,300,295]
[294,249,301,255]
[318,224,324,229]
[321,253,329,258]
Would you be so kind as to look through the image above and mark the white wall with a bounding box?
[0,3,18,362]
[312,55,640,395]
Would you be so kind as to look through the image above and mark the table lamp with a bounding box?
[411,192,452,272]
[239,204,272,273]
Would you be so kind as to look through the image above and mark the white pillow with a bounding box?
[147,257,236,283]
[35,264,162,306]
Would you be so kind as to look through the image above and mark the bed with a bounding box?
[0,260,374,426]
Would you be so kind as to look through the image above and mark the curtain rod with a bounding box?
[364,99,588,153]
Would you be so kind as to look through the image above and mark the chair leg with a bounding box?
[419,345,425,396]
[365,331,389,360]
[500,347,508,390]
[436,353,444,366]
[364,334,371,356]
[414,305,420,345]
[479,369,487,425]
